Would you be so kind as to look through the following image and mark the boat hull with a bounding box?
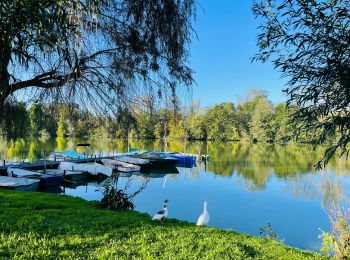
[0,176,40,191]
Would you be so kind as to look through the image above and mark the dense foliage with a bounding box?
[0,190,324,259]
[4,89,326,144]
[0,0,195,122]
[253,0,350,168]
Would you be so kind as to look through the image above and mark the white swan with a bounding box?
[152,199,169,223]
[196,201,209,226]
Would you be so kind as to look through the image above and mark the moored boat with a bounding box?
[114,155,150,165]
[7,167,64,187]
[101,159,141,172]
[130,152,179,169]
[0,176,40,191]
[37,168,88,181]
[167,153,196,167]
[58,162,112,177]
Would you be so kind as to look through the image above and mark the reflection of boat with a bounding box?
[141,167,179,175]
[140,173,166,178]
[43,185,64,194]
[101,159,141,172]
[58,162,112,177]
[176,161,197,168]
[130,152,178,169]
[62,179,89,189]
[0,176,40,191]
[7,167,64,187]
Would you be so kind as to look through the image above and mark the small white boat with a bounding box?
[7,167,42,178]
[0,176,40,191]
[114,155,150,165]
[7,167,64,187]
[36,168,88,181]
[58,162,112,177]
[101,159,141,172]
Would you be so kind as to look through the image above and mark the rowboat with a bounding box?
[37,169,89,181]
[114,155,150,165]
[58,162,112,177]
[7,167,64,187]
[101,159,141,172]
[0,176,40,191]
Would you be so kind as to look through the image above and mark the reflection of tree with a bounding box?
[56,137,67,151]
[27,140,39,162]
[284,172,346,204]
[320,174,345,207]
[204,142,350,190]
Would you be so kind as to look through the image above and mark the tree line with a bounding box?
[4,89,327,144]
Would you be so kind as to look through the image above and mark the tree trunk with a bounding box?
[0,41,11,113]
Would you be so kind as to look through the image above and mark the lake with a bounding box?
[2,137,350,251]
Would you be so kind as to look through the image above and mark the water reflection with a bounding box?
[2,137,350,250]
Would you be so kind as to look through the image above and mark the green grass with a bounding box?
[0,190,327,259]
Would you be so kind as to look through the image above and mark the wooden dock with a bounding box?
[0,156,115,175]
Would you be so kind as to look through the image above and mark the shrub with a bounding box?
[320,206,350,259]
[100,186,134,210]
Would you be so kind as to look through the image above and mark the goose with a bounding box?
[152,199,169,223]
[196,201,209,226]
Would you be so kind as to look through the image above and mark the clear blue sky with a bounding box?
[189,1,287,106]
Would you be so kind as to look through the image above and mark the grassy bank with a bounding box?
[0,190,326,259]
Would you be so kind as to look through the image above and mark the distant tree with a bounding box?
[28,103,44,136]
[253,0,350,167]
[153,109,172,139]
[0,0,195,122]
[135,112,156,139]
[169,118,187,140]
[187,113,206,140]
[250,97,274,142]
[273,103,294,142]
[205,103,238,141]
[236,89,268,140]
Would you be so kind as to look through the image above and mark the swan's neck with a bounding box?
[204,202,208,212]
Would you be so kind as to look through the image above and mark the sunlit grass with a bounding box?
[0,190,327,259]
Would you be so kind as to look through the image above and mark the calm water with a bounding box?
[2,137,350,251]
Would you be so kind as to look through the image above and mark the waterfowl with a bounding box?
[152,199,169,223]
[196,201,210,226]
